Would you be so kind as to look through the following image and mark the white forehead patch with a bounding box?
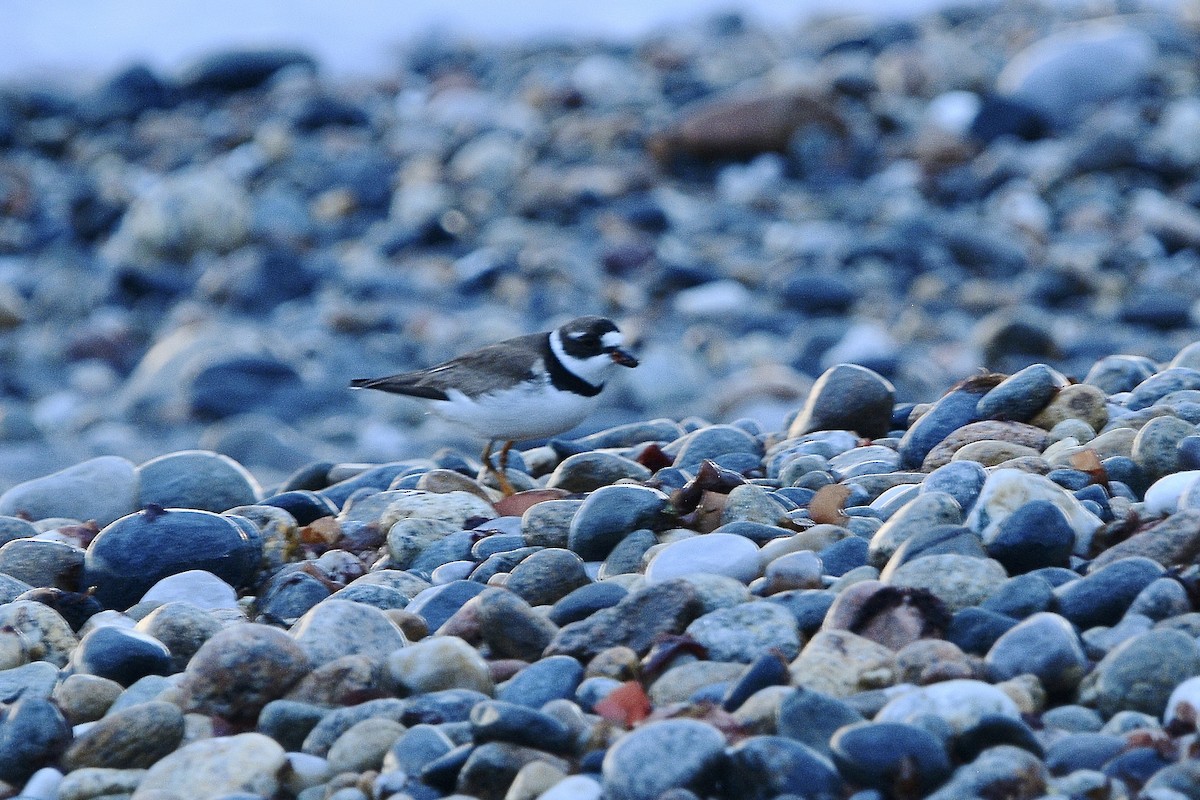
[601,331,623,349]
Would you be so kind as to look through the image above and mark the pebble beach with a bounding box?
[4,1,1200,799]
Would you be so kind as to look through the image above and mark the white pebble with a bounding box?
[1144,471,1200,516]
[644,533,761,585]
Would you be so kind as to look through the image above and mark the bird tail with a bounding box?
[349,376,449,400]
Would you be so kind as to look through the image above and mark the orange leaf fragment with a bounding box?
[594,681,652,727]
[809,484,851,525]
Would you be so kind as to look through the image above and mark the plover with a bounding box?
[351,315,638,494]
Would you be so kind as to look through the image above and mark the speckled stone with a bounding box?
[1131,414,1197,479]
[288,598,408,667]
[1031,383,1108,430]
[601,719,726,800]
[1078,628,1200,718]
[788,630,897,698]
[885,554,1008,612]
[520,499,583,549]
[504,548,591,607]
[867,492,963,568]
[1088,508,1200,571]
[685,600,802,662]
[130,732,286,800]
[475,588,558,661]
[63,700,185,770]
[387,635,494,696]
[179,623,311,723]
[547,578,704,660]
[0,599,78,667]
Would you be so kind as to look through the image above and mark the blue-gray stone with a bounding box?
[505,548,590,607]
[830,722,952,796]
[766,590,836,635]
[548,581,628,626]
[259,570,331,621]
[568,485,671,561]
[898,384,988,468]
[952,714,1043,763]
[1084,355,1157,394]
[1127,368,1200,411]
[327,582,409,610]
[497,655,584,709]
[601,719,726,800]
[672,425,762,472]
[0,697,71,783]
[0,538,85,590]
[818,536,869,577]
[724,735,843,800]
[317,462,422,508]
[947,607,1019,655]
[384,724,454,774]
[405,580,488,631]
[722,652,790,712]
[1045,732,1125,775]
[921,461,988,515]
[260,491,338,525]
[257,700,329,752]
[68,625,172,687]
[469,699,573,753]
[1053,557,1165,630]
[470,533,526,560]
[711,521,790,544]
[137,449,260,513]
[410,530,477,574]
[879,524,986,581]
[985,612,1088,693]
[984,499,1075,575]
[83,507,262,610]
[777,687,864,755]
[980,573,1053,619]
[976,363,1068,422]
[787,364,895,440]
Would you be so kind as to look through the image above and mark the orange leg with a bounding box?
[480,440,516,497]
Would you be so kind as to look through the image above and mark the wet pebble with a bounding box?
[67,625,172,686]
[787,363,894,440]
[82,507,262,610]
[568,485,670,561]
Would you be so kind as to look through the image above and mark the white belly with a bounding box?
[431,385,599,441]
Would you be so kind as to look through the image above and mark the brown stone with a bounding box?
[649,87,846,161]
[923,421,1049,470]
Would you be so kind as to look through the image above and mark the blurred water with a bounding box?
[2,0,958,83]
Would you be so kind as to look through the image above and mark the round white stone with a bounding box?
[644,533,761,585]
[1144,471,1200,516]
[140,569,239,610]
[874,679,1020,733]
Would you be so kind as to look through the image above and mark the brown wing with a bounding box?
[350,332,549,400]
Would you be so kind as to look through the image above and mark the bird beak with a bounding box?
[608,347,639,367]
